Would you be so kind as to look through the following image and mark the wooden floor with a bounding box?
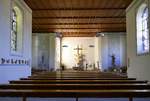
[0,70,150,101]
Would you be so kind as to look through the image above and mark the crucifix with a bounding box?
[74,45,83,55]
[73,45,85,70]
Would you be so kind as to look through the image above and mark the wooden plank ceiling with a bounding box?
[24,0,133,37]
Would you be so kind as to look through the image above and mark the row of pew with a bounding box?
[0,70,150,101]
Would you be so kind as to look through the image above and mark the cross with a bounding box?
[74,45,83,55]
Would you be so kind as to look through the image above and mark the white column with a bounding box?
[55,36,61,70]
[94,36,102,70]
[49,33,56,71]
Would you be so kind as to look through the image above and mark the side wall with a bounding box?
[0,0,32,83]
[126,0,150,81]
[100,33,127,70]
[32,33,56,70]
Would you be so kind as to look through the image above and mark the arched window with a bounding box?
[11,5,23,55]
[11,9,17,51]
[136,4,149,55]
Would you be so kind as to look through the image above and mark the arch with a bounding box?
[136,3,149,55]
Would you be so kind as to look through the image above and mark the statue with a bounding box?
[110,54,116,67]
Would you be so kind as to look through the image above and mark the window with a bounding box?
[11,9,17,51]
[136,4,149,55]
[10,5,23,55]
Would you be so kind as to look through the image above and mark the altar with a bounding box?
[72,66,84,71]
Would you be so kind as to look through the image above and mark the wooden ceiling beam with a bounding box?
[33,16,125,19]
[32,29,126,33]
[32,28,126,33]
[32,9,125,18]
[63,32,96,34]
[24,0,131,36]
[33,26,125,29]
[32,8,125,10]
[63,33,96,37]
[32,22,125,25]
[33,19,126,24]
[33,27,125,30]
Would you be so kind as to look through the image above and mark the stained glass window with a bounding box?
[141,7,149,52]
[136,4,149,55]
[11,9,17,51]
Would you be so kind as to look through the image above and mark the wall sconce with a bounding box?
[89,45,94,47]
[62,45,68,47]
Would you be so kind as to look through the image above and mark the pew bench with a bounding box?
[9,80,148,84]
[29,72,127,78]
[0,89,150,101]
[21,77,136,80]
[29,74,126,78]
[0,83,150,90]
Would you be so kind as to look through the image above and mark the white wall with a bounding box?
[32,33,56,70]
[126,0,150,81]
[32,35,38,68]
[62,37,95,69]
[0,0,32,83]
[38,34,50,70]
[61,35,126,70]
[100,33,127,70]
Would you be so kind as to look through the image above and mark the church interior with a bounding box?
[0,0,150,101]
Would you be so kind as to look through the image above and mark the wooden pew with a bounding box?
[0,83,150,90]
[1,83,150,101]
[20,77,136,80]
[0,89,150,101]
[9,80,148,84]
[30,76,128,79]
[1,71,149,101]
[29,73,126,77]
[0,71,149,101]
[29,73,125,77]
[30,71,127,78]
